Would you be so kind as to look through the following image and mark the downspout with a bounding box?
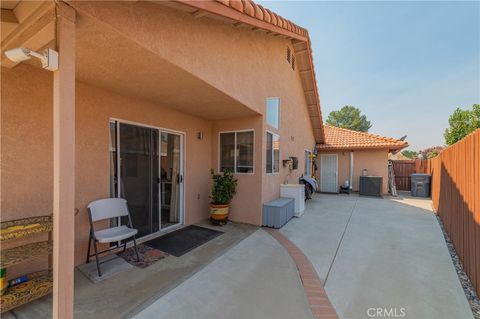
[349,151,354,189]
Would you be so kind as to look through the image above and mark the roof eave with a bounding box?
[316,143,409,152]
[173,0,308,41]
[170,0,325,143]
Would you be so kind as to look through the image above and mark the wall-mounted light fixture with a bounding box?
[4,47,58,71]
[197,132,204,140]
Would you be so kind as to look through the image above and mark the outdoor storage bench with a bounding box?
[262,198,295,229]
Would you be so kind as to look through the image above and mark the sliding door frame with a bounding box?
[110,118,185,240]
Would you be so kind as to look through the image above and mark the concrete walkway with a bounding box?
[281,193,473,319]
[5,221,258,319]
[7,194,472,319]
[133,229,313,319]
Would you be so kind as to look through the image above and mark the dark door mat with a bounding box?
[145,225,223,257]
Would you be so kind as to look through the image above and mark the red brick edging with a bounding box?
[264,228,339,319]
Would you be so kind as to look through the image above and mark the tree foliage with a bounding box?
[444,104,480,145]
[401,150,417,159]
[418,146,444,159]
[326,105,372,132]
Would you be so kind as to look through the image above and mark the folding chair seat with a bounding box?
[86,198,140,276]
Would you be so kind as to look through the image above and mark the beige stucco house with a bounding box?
[316,125,408,194]
[1,1,326,315]
[1,0,407,316]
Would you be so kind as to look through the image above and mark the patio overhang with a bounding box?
[1,1,56,69]
[74,13,259,120]
[2,1,259,122]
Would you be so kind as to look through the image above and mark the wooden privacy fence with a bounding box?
[420,129,480,296]
[391,160,416,191]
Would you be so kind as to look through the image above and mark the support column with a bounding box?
[53,3,76,318]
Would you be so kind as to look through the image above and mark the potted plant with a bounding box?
[209,169,238,225]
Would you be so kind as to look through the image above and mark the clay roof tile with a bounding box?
[317,126,408,151]
[270,12,278,26]
[243,0,255,16]
[229,0,244,12]
[263,7,272,23]
[254,4,263,20]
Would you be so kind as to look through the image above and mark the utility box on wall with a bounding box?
[290,157,298,170]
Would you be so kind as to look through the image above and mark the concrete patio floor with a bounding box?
[4,221,257,319]
[133,229,313,319]
[281,192,474,319]
[4,193,474,319]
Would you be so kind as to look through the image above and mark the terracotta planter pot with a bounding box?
[210,203,229,224]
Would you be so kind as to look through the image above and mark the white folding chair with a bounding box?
[86,198,140,276]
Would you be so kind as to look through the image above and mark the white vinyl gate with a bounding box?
[320,154,338,193]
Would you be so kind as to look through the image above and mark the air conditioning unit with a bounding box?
[359,176,383,197]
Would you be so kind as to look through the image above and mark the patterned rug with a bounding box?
[117,244,168,269]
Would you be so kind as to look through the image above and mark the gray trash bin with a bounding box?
[411,173,431,197]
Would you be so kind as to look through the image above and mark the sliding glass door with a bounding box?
[160,132,182,229]
[119,123,159,238]
[110,121,184,238]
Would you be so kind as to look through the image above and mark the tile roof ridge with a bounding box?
[324,124,406,144]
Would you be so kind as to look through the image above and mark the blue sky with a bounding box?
[259,1,480,150]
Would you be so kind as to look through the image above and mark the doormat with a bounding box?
[117,244,169,269]
[145,225,223,257]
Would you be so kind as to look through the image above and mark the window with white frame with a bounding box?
[266,132,280,174]
[266,98,280,129]
[220,131,254,174]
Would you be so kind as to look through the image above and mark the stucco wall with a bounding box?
[316,149,389,194]
[211,117,264,225]
[70,1,304,117]
[70,0,317,210]
[262,91,316,203]
[2,2,318,268]
[74,82,213,264]
[1,65,214,266]
[1,65,53,278]
[352,150,389,194]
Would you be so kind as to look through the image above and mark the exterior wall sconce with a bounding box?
[4,47,59,71]
[197,132,204,140]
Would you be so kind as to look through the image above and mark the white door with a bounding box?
[320,154,338,193]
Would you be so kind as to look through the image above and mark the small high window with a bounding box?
[266,132,280,174]
[266,98,280,129]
